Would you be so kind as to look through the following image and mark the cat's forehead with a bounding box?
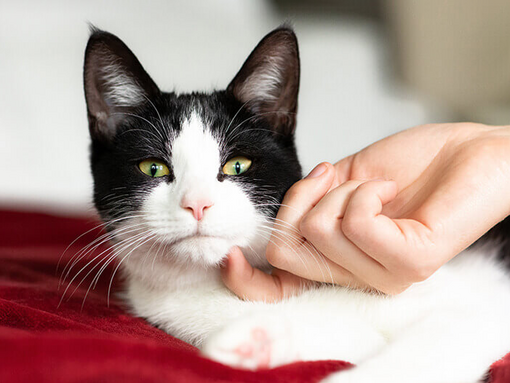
[174,112,216,148]
[163,94,230,137]
[171,111,222,179]
[162,93,253,156]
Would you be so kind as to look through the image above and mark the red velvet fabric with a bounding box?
[0,209,509,383]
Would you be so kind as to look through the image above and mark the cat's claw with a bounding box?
[202,314,298,370]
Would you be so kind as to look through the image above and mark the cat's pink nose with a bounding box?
[181,199,213,221]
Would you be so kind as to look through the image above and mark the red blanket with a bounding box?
[0,209,509,383]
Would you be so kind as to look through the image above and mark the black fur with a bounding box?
[476,216,510,266]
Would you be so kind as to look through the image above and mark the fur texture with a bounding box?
[84,27,510,383]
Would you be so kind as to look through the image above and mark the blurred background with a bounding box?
[1,0,509,215]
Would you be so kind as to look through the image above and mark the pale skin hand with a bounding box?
[221,123,510,300]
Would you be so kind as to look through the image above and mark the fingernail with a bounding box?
[306,163,327,179]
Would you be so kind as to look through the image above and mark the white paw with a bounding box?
[320,371,353,383]
[202,313,299,370]
[320,368,370,383]
[320,368,417,383]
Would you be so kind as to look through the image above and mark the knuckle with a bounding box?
[382,284,409,296]
[299,212,330,242]
[355,181,372,192]
[376,274,411,295]
[266,242,289,269]
[341,213,364,240]
[355,180,378,196]
[333,179,366,197]
[341,179,364,190]
[394,258,433,283]
[406,266,429,283]
[412,262,435,282]
[348,182,378,207]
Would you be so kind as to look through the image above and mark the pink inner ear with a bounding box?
[180,198,214,221]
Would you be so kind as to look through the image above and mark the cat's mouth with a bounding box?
[165,232,233,265]
[172,233,222,245]
[183,234,216,241]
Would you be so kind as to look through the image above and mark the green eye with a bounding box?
[223,156,252,176]
[138,159,170,178]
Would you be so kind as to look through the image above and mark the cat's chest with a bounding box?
[124,270,253,345]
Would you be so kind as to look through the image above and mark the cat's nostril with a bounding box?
[181,199,214,221]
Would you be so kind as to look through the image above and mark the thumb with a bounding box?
[221,247,309,302]
[266,162,334,271]
[278,162,335,225]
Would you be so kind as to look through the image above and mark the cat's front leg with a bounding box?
[202,308,386,370]
[202,312,298,369]
[320,310,509,383]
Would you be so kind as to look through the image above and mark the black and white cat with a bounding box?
[83,27,510,382]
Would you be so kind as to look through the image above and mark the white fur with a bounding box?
[116,113,510,382]
[120,112,270,290]
[100,57,145,107]
[238,55,286,103]
[126,246,510,382]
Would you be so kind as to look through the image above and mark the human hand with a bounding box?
[222,123,510,299]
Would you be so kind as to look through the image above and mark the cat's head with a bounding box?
[84,27,302,272]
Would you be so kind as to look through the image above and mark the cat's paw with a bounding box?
[320,371,354,383]
[320,368,405,383]
[202,314,298,370]
[320,369,371,383]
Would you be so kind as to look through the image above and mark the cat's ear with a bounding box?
[228,27,300,136]
[84,28,160,141]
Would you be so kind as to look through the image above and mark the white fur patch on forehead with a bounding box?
[171,112,220,181]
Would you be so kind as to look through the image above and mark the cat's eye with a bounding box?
[223,157,252,176]
[138,159,170,178]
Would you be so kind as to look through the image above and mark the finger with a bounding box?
[339,180,435,291]
[221,247,310,302]
[278,162,336,224]
[299,181,388,288]
[265,162,334,271]
[267,163,364,285]
[268,227,367,287]
[342,180,409,269]
[310,180,366,220]
[333,155,354,185]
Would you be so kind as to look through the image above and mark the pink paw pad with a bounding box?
[233,327,272,369]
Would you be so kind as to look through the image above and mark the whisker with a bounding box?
[57,212,147,277]
[59,230,148,307]
[258,221,335,284]
[106,232,158,306]
[141,93,166,142]
[60,220,148,286]
[85,231,155,305]
[224,110,295,142]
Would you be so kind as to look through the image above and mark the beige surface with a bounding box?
[387,0,510,116]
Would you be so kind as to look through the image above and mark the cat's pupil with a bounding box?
[235,162,241,175]
[150,163,158,177]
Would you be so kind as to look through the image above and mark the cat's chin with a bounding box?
[169,235,233,266]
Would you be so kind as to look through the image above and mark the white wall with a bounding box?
[0,0,449,215]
